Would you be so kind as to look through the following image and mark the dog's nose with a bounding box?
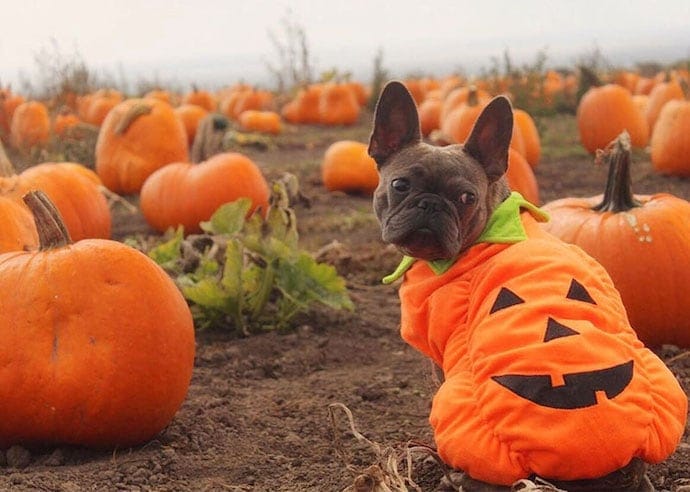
[417,197,441,212]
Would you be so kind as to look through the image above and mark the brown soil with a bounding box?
[2,113,689,491]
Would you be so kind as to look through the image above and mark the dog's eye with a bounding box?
[391,178,410,192]
[460,192,476,205]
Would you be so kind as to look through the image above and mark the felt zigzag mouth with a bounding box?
[491,360,634,409]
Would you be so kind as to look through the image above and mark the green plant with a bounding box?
[146,179,353,334]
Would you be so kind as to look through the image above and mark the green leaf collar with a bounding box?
[382,192,549,284]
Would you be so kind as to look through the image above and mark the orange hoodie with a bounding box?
[388,193,687,485]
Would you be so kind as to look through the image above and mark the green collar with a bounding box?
[382,192,549,284]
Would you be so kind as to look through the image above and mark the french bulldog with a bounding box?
[367,81,687,491]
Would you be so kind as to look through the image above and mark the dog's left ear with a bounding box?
[464,95,514,182]
[368,81,422,167]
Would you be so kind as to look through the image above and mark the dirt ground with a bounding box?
[1,111,689,491]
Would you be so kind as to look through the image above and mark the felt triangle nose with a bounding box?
[544,317,580,342]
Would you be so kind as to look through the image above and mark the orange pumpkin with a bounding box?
[237,110,282,135]
[321,140,379,195]
[281,84,323,124]
[140,152,270,233]
[576,84,649,153]
[182,87,217,112]
[10,101,51,150]
[0,90,25,144]
[318,83,360,126]
[53,109,82,138]
[650,97,690,177]
[513,108,541,168]
[418,97,442,136]
[0,191,195,448]
[174,103,209,147]
[0,154,111,241]
[645,77,684,131]
[79,89,124,126]
[506,148,539,205]
[393,192,687,485]
[95,98,189,194]
[542,132,690,347]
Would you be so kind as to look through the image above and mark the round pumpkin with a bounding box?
[0,191,195,448]
[318,83,360,126]
[321,140,379,195]
[650,98,690,177]
[182,87,217,112]
[645,78,684,131]
[513,108,541,168]
[10,101,51,151]
[418,97,442,136]
[542,132,690,347]
[53,110,82,138]
[576,84,649,153]
[238,110,282,135]
[0,91,25,144]
[140,152,270,233]
[95,98,189,194]
[1,156,111,241]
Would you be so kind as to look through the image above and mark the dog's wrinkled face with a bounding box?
[368,81,514,261]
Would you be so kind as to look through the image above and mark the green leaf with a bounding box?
[180,276,232,311]
[201,198,252,235]
[148,227,184,269]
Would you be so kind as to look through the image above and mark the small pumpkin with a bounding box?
[95,98,189,194]
[321,140,379,195]
[506,149,539,205]
[0,191,195,448]
[513,108,541,168]
[542,132,690,347]
[418,97,442,137]
[53,108,82,138]
[318,83,360,126]
[10,101,51,151]
[79,89,124,126]
[576,83,649,153]
[0,90,25,144]
[645,77,684,131]
[140,152,270,233]
[182,86,217,112]
[650,94,690,177]
[237,110,282,135]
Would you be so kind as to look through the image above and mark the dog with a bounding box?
[369,81,687,491]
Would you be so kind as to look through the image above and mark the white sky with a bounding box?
[2,0,689,90]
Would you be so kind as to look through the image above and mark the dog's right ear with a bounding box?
[368,81,422,167]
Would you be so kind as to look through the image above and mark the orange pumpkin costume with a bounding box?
[385,192,687,485]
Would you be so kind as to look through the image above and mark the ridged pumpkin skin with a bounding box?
[95,98,189,194]
[321,140,379,195]
[0,194,195,448]
[576,84,649,154]
[140,152,270,233]
[650,99,690,176]
[506,149,539,205]
[0,197,37,253]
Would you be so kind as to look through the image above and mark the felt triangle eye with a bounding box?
[567,279,597,304]
[544,317,580,342]
[490,287,525,314]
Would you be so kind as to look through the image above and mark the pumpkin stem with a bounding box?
[23,190,72,249]
[115,102,153,135]
[0,139,15,177]
[592,131,641,213]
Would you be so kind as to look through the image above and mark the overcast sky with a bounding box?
[2,0,689,91]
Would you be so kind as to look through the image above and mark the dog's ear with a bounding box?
[368,81,422,167]
[464,95,513,181]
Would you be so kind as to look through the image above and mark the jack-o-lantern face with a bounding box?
[489,278,634,409]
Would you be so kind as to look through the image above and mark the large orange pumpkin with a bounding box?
[0,191,195,448]
[576,83,649,153]
[95,98,189,194]
[650,97,690,177]
[513,108,541,168]
[10,101,51,151]
[542,132,690,347]
[140,152,270,233]
[321,140,379,195]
